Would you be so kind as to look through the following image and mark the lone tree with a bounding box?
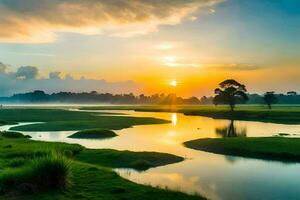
[263,91,278,109]
[214,79,248,111]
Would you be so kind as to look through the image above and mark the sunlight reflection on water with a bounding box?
[2,110,300,200]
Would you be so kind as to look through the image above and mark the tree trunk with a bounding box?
[228,120,235,137]
[230,104,235,112]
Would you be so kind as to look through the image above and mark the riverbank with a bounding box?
[184,137,300,162]
[80,105,300,124]
[0,108,169,131]
[0,136,203,200]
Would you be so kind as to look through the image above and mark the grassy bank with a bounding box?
[80,105,300,124]
[75,149,184,170]
[0,136,203,200]
[68,129,117,139]
[0,108,169,131]
[184,137,300,162]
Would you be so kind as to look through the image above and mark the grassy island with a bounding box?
[184,137,300,162]
[68,129,118,139]
[0,108,169,131]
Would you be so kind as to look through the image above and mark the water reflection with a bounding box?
[215,120,247,138]
[171,113,177,126]
[3,111,300,200]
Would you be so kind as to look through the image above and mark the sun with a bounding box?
[170,80,177,87]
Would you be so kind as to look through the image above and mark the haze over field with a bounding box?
[0,0,299,96]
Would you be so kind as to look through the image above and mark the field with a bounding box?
[0,108,169,131]
[80,104,300,124]
[0,135,203,200]
[1,105,300,199]
[184,137,300,162]
[0,107,206,199]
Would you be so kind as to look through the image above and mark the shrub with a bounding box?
[129,160,153,171]
[30,154,71,190]
[68,129,117,139]
[7,158,26,168]
[0,131,27,138]
[0,153,71,194]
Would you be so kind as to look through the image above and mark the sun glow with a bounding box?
[170,80,177,87]
[164,56,177,63]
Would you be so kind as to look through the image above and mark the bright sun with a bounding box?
[170,80,177,87]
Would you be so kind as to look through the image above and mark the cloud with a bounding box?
[6,51,55,57]
[0,62,7,73]
[207,63,261,71]
[162,56,200,67]
[49,71,61,79]
[0,63,141,96]
[0,0,223,43]
[15,66,38,80]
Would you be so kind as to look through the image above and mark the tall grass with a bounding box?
[0,153,71,194]
[31,153,71,190]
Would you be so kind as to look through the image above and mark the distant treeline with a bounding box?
[0,90,300,105]
[0,90,201,104]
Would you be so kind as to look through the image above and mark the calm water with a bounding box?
[2,110,300,200]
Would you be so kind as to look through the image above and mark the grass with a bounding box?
[184,137,300,162]
[0,153,71,195]
[0,131,31,139]
[30,154,71,190]
[80,105,300,124]
[0,137,203,200]
[0,108,169,131]
[75,149,184,171]
[68,129,117,139]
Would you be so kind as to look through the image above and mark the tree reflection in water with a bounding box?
[216,120,247,137]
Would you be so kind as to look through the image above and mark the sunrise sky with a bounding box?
[0,0,299,97]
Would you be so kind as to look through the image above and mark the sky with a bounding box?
[0,0,299,97]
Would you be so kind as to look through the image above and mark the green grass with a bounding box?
[0,108,169,131]
[184,137,300,162]
[1,131,31,138]
[0,137,202,200]
[23,162,203,200]
[68,129,117,139]
[80,105,300,124]
[75,149,184,171]
[0,153,71,194]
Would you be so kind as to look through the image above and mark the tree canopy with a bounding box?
[213,79,248,111]
[263,91,278,109]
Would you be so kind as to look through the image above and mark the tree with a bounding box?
[215,120,247,138]
[214,79,248,111]
[287,91,297,96]
[263,91,278,109]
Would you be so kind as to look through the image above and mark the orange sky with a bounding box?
[0,0,299,97]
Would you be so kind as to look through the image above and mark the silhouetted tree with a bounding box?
[214,79,248,111]
[184,97,201,105]
[215,120,247,138]
[263,91,278,109]
[287,91,297,96]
